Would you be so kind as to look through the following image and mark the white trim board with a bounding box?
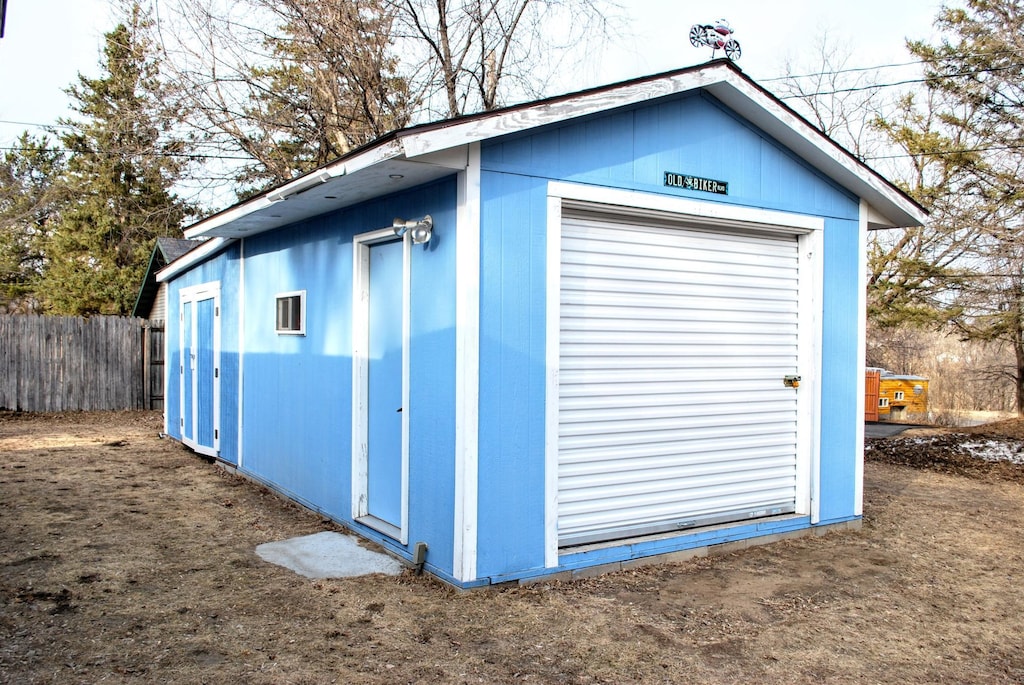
[453,142,481,582]
[351,227,411,546]
[178,281,222,459]
[854,201,869,517]
[237,238,246,469]
[157,237,233,283]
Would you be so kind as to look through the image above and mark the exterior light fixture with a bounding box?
[393,215,433,244]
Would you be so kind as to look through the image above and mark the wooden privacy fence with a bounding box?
[0,314,164,412]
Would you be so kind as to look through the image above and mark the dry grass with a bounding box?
[3,411,1024,684]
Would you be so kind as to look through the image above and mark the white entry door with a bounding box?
[179,283,221,458]
[352,229,410,544]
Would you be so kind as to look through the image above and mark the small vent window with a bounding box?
[894,391,905,401]
[276,291,305,335]
[879,398,890,408]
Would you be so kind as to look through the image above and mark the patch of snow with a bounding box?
[867,434,1024,465]
[960,441,1024,465]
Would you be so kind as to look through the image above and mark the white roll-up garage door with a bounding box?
[557,210,801,546]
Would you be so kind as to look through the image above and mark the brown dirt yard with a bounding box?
[2,411,1024,684]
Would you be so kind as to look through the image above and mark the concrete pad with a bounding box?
[256,531,404,579]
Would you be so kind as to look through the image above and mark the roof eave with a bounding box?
[182,59,925,242]
[156,237,235,283]
[700,74,927,229]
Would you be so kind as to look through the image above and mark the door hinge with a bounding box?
[214,429,219,439]
[215,306,219,316]
[214,367,219,378]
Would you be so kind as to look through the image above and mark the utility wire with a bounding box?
[761,47,1023,82]
[0,145,252,161]
[865,143,1024,161]
[0,118,74,130]
[775,61,1024,100]
[2,56,1023,164]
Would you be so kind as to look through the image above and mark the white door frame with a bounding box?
[351,228,411,545]
[179,282,221,458]
[543,181,824,566]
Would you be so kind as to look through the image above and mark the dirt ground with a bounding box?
[2,412,1024,684]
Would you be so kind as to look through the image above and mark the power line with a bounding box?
[0,145,252,162]
[864,143,1024,161]
[3,56,1023,165]
[775,61,1024,100]
[761,59,925,83]
[0,118,73,130]
[761,48,1023,83]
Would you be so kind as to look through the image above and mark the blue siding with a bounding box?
[485,91,859,220]
[475,172,550,577]
[476,89,863,582]
[818,217,862,522]
[165,243,241,466]
[238,177,458,574]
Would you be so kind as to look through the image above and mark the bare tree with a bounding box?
[151,0,616,195]
[771,32,889,160]
[152,0,412,194]
[387,0,614,117]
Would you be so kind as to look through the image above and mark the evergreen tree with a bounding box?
[153,0,615,195]
[39,4,193,315]
[0,134,66,312]
[237,0,413,192]
[876,0,1024,412]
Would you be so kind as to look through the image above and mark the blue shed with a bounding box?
[158,60,926,587]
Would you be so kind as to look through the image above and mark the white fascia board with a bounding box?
[183,140,405,239]
[398,64,925,230]
[156,237,233,283]
[331,139,404,176]
[708,74,928,229]
[397,67,725,158]
[183,163,343,239]
[183,196,279,239]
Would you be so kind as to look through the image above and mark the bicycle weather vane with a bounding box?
[689,19,741,61]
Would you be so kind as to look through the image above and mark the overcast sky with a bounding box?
[0,0,944,150]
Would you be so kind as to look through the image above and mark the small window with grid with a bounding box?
[276,291,305,335]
